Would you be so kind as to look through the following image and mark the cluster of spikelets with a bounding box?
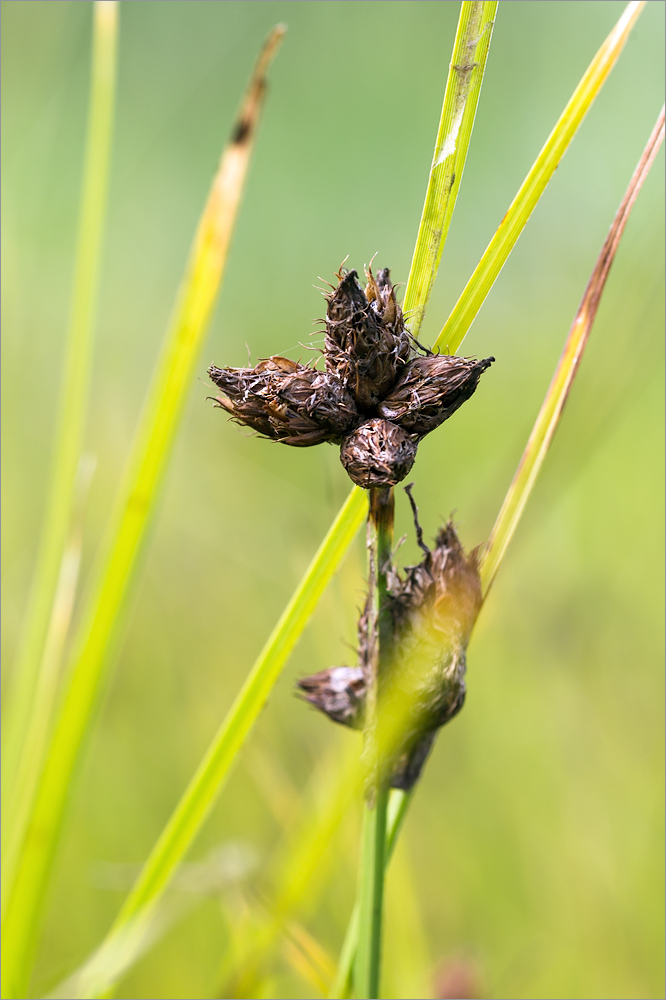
[208,264,494,488]
[298,490,483,790]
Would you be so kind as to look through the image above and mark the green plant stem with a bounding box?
[2,0,118,832]
[355,486,394,1000]
[331,788,411,1000]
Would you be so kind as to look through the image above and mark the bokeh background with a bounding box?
[2,2,664,998]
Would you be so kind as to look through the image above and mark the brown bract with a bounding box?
[324,266,411,412]
[208,355,359,447]
[339,418,418,489]
[378,354,495,436]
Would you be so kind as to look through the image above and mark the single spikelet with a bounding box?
[297,666,366,728]
[324,265,411,412]
[208,355,359,446]
[339,418,418,488]
[378,354,495,437]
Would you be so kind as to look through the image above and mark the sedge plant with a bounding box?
[2,2,663,998]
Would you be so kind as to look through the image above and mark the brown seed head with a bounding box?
[339,417,418,488]
[378,354,495,437]
[208,356,359,446]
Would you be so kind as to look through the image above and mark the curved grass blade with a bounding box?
[2,0,118,838]
[402,1,498,339]
[0,26,286,1000]
[434,0,646,355]
[480,106,665,594]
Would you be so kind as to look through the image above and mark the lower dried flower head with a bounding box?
[208,355,359,447]
[298,493,483,789]
[339,417,418,488]
[378,354,495,437]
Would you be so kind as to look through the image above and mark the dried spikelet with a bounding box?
[296,666,366,727]
[383,515,482,788]
[208,355,359,446]
[297,495,483,790]
[378,354,495,437]
[324,266,411,411]
[339,417,418,488]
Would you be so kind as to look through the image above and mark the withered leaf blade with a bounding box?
[208,356,360,446]
[324,266,411,411]
[339,417,418,489]
[378,354,495,437]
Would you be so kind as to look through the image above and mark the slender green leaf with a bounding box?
[435,0,646,354]
[480,105,665,594]
[403,1,498,338]
[2,0,118,844]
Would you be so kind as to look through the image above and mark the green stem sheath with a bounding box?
[355,487,394,999]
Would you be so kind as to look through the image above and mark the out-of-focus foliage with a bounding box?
[1,3,663,998]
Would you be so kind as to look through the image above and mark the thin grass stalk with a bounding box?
[480,105,665,594]
[0,28,285,1000]
[2,456,95,922]
[435,0,646,354]
[331,789,411,1000]
[355,487,394,999]
[2,0,118,824]
[402,1,497,337]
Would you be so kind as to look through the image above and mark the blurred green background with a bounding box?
[2,2,664,998]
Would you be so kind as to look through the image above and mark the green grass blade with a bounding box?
[330,788,411,999]
[403,1,497,339]
[2,456,95,923]
[0,27,285,1000]
[434,0,646,354]
[2,0,118,827]
[480,106,665,595]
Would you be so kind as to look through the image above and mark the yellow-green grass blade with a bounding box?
[2,456,95,923]
[480,106,665,594]
[0,27,286,1000]
[402,1,498,339]
[2,0,118,833]
[435,0,646,355]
